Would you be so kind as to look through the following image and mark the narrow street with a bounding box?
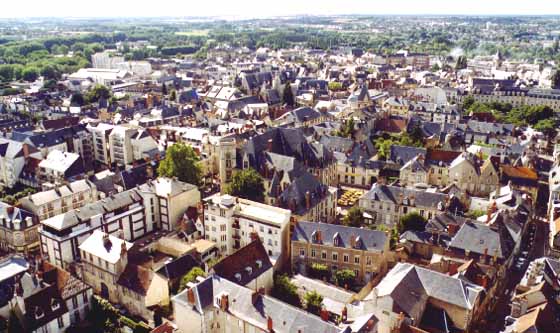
[478,218,547,333]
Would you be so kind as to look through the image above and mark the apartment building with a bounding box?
[203,194,291,266]
[87,122,115,166]
[291,221,389,284]
[109,125,158,167]
[39,177,199,268]
[0,138,29,189]
[37,150,84,187]
[20,179,98,221]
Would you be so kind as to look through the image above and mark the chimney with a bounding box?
[250,231,259,242]
[317,230,322,243]
[187,288,195,304]
[120,241,127,257]
[22,143,30,159]
[220,293,229,312]
[305,191,311,210]
[484,248,488,263]
[342,306,348,322]
[6,206,14,215]
[449,262,458,276]
[349,235,356,248]
[320,308,329,321]
[252,291,260,305]
[267,139,273,152]
[447,223,459,236]
[102,233,111,249]
[267,316,273,332]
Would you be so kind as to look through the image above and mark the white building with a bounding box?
[202,194,291,267]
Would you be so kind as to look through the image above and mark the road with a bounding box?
[475,218,546,333]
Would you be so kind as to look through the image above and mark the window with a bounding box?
[321,251,327,260]
[366,256,372,265]
[311,249,316,258]
[354,269,359,277]
[299,248,305,257]
[57,317,64,328]
[221,235,227,242]
[332,253,338,261]
[220,209,226,217]
[72,296,78,308]
[83,292,88,304]
[343,254,349,263]
[354,256,360,264]
[220,225,226,232]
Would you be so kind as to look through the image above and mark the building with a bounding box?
[38,150,84,187]
[109,125,158,167]
[0,202,39,253]
[448,153,500,197]
[20,179,98,221]
[364,263,484,333]
[87,122,115,166]
[79,230,133,303]
[211,240,274,293]
[172,275,349,333]
[291,221,389,284]
[359,184,452,227]
[202,194,290,266]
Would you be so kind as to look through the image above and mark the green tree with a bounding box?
[343,206,363,227]
[272,274,301,307]
[40,65,61,80]
[71,92,86,106]
[328,81,343,91]
[226,168,265,202]
[87,84,112,103]
[334,269,356,289]
[397,212,427,234]
[374,137,394,160]
[283,82,294,107]
[178,267,206,292]
[22,66,39,82]
[0,65,14,82]
[462,95,475,111]
[534,119,558,138]
[304,291,323,316]
[455,56,468,70]
[169,89,177,102]
[308,262,330,280]
[336,118,354,138]
[158,143,202,186]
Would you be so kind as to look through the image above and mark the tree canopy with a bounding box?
[272,274,301,307]
[343,206,363,228]
[304,291,323,316]
[334,269,356,289]
[225,168,265,202]
[283,82,294,107]
[397,212,427,234]
[158,142,203,186]
[179,267,206,292]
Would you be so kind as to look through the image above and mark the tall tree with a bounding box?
[226,168,265,202]
[343,207,363,227]
[397,212,427,234]
[304,291,323,316]
[178,267,206,292]
[272,274,301,307]
[158,143,202,186]
[283,82,294,107]
[334,269,356,289]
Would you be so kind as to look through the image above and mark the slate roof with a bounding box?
[362,184,447,209]
[278,172,330,215]
[156,253,200,281]
[389,145,427,166]
[448,221,514,260]
[212,240,272,286]
[117,264,155,296]
[174,275,347,333]
[292,221,387,252]
[375,263,483,317]
[24,284,68,332]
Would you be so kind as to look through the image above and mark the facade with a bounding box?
[87,122,115,166]
[448,153,500,197]
[0,202,39,253]
[202,194,290,266]
[291,221,389,284]
[359,183,450,227]
[109,125,158,166]
[20,179,98,221]
[37,150,84,187]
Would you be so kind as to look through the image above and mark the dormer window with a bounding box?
[333,232,340,247]
[51,298,60,311]
[256,260,262,269]
[355,236,362,249]
[35,307,44,319]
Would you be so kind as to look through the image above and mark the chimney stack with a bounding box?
[305,191,311,210]
[267,139,273,152]
[187,288,195,304]
[267,316,273,332]
[220,293,229,312]
[320,308,329,321]
[120,241,127,257]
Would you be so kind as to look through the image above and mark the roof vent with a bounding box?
[245,266,253,275]
[235,273,242,281]
[256,260,262,268]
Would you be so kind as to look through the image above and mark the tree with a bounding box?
[226,168,265,202]
[328,81,343,91]
[87,84,112,103]
[334,269,356,289]
[158,143,202,186]
[336,118,354,138]
[178,267,206,292]
[7,308,24,333]
[304,291,323,316]
[552,69,560,89]
[40,65,61,80]
[534,119,558,138]
[374,137,394,160]
[272,274,301,307]
[462,95,475,111]
[169,89,177,102]
[283,82,294,107]
[343,206,363,227]
[71,92,86,106]
[22,66,39,82]
[397,212,427,234]
[455,56,467,70]
[308,262,330,280]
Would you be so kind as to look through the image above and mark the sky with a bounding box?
[2,0,560,18]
